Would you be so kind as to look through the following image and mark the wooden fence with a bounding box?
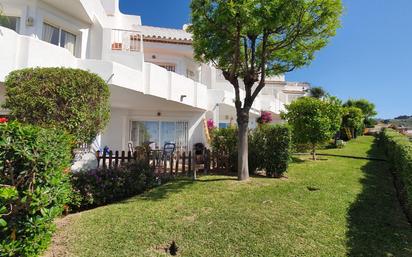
[95,149,230,175]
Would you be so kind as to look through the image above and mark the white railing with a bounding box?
[111,29,144,53]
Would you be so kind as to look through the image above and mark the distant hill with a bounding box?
[383,117,412,128]
[394,115,412,120]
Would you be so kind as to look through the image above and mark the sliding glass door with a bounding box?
[130,121,189,151]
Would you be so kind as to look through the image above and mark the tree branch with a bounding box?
[250,32,269,103]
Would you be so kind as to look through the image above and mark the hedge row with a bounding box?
[377,129,412,220]
[0,121,73,256]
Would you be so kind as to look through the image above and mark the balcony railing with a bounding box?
[111,29,144,53]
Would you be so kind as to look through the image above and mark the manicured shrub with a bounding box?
[249,124,291,177]
[210,126,238,172]
[377,129,412,221]
[70,161,156,209]
[282,97,342,160]
[3,67,110,143]
[211,125,291,177]
[0,121,73,256]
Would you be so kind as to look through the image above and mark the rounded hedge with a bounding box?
[0,121,73,256]
[3,68,110,143]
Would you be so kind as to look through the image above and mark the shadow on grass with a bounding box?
[132,176,238,202]
[346,138,412,256]
[291,156,306,163]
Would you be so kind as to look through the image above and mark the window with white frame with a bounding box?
[0,16,20,33]
[130,121,189,151]
[42,23,77,55]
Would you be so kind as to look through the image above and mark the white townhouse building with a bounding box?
[0,0,309,152]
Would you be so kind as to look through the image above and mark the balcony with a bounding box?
[0,26,207,111]
[102,29,145,71]
[144,63,207,110]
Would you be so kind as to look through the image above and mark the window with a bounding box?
[219,123,229,129]
[60,29,76,55]
[130,121,189,151]
[42,23,76,55]
[0,16,20,33]
[42,23,59,46]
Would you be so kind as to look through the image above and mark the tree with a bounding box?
[341,106,364,138]
[190,0,343,180]
[282,97,342,160]
[344,99,377,118]
[3,68,110,143]
[309,86,327,99]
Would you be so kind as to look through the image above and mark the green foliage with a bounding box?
[210,125,291,176]
[0,121,73,256]
[210,127,238,172]
[377,129,412,219]
[282,97,342,159]
[364,118,378,128]
[342,106,364,137]
[3,68,110,144]
[343,99,377,121]
[190,0,343,77]
[249,124,291,177]
[335,139,345,148]
[70,161,156,209]
[309,87,327,99]
[190,0,342,179]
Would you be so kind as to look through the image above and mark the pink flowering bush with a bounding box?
[207,118,216,130]
[257,111,273,124]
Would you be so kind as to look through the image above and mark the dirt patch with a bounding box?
[42,213,81,257]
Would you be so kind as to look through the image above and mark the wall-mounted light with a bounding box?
[152,55,156,59]
[26,17,34,27]
[157,112,161,116]
[180,95,187,102]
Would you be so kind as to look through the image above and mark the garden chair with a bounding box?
[162,142,176,161]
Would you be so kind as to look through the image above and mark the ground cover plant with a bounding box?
[44,137,412,257]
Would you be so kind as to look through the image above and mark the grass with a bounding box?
[47,136,412,257]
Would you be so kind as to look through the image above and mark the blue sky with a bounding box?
[120,0,412,119]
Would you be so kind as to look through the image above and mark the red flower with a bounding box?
[0,117,8,123]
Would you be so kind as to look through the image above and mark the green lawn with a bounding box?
[47,136,412,257]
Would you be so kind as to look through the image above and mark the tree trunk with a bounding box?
[237,111,249,181]
[311,144,316,161]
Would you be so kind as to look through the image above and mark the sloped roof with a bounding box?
[137,25,192,42]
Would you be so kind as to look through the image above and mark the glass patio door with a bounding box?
[130,121,188,150]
